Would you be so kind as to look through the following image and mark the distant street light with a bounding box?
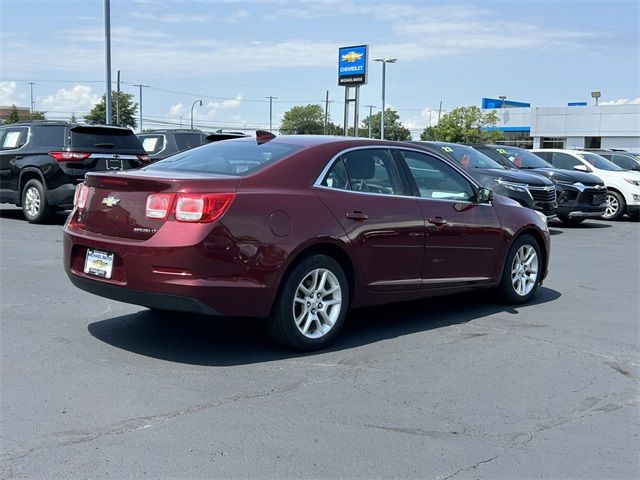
[591,91,601,106]
[190,99,202,129]
[373,58,397,140]
[498,95,507,108]
[266,96,278,132]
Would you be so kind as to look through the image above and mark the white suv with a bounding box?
[532,149,640,220]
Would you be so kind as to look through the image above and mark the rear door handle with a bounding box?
[428,216,447,226]
[346,211,368,221]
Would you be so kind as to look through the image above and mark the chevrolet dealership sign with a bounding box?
[338,45,368,86]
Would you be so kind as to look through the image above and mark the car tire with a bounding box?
[497,234,543,305]
[601,191,625,221]
[265,254,349,351]
[558,215,584,225]
[21,179,54,224]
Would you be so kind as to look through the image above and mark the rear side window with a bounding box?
[1,127,29,150]
[174,133,204,151]
[145,139,302,176]
[139,135,164,154]
[69,126,143,150]
[33,125,66,148]
[610,154,636,170]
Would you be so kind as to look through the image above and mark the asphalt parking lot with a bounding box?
[1,206,638,479]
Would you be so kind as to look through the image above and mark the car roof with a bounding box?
[138,129,203,134]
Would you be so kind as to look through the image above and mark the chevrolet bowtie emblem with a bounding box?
[102,195,120,207]
[341,51,363,63]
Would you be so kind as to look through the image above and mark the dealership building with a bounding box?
[482,98,640,152]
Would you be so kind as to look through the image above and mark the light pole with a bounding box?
[591,91,601,106]
[190,99,202,129]
[373,58,397,140]
[365,105,376,138]
[266,96,278,132]
[104,0,112,125]
[133,84,148,132]
[498,95,507,108]
[28,82,35,114]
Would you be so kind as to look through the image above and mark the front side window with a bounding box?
[551,152,581,170]
[321,148,404,196]
[399,150,474,201]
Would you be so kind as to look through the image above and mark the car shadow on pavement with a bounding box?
[0,206,69,225]
[87,287,561,367]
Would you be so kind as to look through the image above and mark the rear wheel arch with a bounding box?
[274,241,357,311]
[18,169,46,206]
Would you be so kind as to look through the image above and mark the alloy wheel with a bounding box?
[511,245,539,297]
[603,194,619,218]
[292,268,342,339]
[25,186,41,217]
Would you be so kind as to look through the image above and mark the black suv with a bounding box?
[0,121,148,223]
[471,145,607,224]
[412,141,558,218]
[137,129,247,162]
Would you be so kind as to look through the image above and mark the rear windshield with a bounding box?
[434,143,506,170]
[139,135,164,154]
[144,139,303,176]
[578,152,624,171]
[493,146,552,169]
[70,126,143,151]
[174,133,204,151]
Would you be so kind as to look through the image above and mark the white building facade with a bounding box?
[483,99,640,153]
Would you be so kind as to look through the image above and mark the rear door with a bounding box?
[314,147,425,290]
[396,149,503,285]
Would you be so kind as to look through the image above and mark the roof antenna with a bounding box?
[256,130,276,145]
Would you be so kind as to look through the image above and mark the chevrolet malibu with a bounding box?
[64,133,550,350]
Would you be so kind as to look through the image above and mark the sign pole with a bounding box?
[354,86,360,137]
[343,87,350,136]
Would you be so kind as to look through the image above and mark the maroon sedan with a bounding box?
[64,133,550,350]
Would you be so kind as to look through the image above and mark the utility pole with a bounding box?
[115,69,120,125]
[28,82,35,114]
[437,101,443,123]
[133,84,148,132]
[104,0,112,125]
[365,105,376,138]
[373,58,398,140]
[324,90,329,135]
[266,96,277,132]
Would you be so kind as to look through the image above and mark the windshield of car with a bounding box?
[492,146,552,169]
[69,126,143,151]
[434,143,506,170]
[578,152,625,171]
[144,139,303,176]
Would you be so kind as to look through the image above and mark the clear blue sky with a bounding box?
[1,0,638,136]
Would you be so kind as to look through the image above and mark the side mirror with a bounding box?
[476,187,494,203]
[573,164,590,172]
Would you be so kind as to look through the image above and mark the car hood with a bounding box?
[468,168,552,187]
[524,168,604,186]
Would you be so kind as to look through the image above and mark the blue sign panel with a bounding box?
[338,45,368,86]
[568,102,587,106]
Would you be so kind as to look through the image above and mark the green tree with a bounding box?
[5,105,22,124]
[279,104,326,134]
[362,108,412,141]
[420,106,503,143]
[69,113,78,123]
[29,111,46,120]
[84,91,138,128]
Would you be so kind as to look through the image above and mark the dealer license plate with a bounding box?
[84,249,114,279]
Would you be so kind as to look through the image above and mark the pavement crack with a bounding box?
[440,454,500,480]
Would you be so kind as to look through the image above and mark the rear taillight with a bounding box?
[146,194,174,220]
[73,183,89,209]
[176,193,235,223]
[145,193,235,222]
[137,154,151,164]
[49,151,91,162]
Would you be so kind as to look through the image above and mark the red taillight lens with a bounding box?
[175,193,235,223]
[137,154,151,164]
[146,194,174,219]
[73,183,89,209]
[49,151,91,162]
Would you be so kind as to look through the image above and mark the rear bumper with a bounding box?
[68,273,222,315]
